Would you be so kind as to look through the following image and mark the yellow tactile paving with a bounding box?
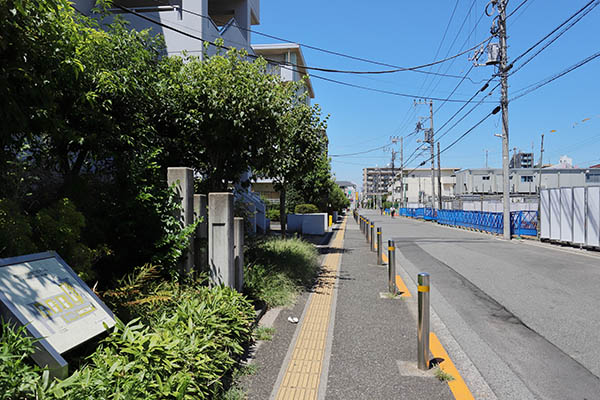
[430,332,475,400]
[274,217,347,400]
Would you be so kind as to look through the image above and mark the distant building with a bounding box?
[363,166,459,206]
[252,179,279,203]
[362,167,395,201]
[336,181,358,207]
[509,151,534,168]
[455,166,600,196]
[550,155,575,169]
[390,168,459,206]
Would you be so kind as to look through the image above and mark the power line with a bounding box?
[143,0,493,76]
[404,109,497,175]
[507,0,531,18]
[410,0,598,166]
[309,74,494,103]
[105,3,495,103]
[510,0,598,69]
[423,0,481,98]
[330,143,392,157]
[510,50,600,102]
[418,0,462,94]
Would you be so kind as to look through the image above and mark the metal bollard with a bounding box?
[417,272,430,371]
[388,240,396,294]
[377,227,383,265]
[366,219,370,242]
[370,223,375,252]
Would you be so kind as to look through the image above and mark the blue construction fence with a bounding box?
[399,208,538,236]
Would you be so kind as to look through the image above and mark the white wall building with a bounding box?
[455,167,600,196]
[390,168,459,206]
[74,0,260,57]
[252,43,314,105]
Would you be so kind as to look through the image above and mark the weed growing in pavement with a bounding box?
[433,365,455,382]
[383,291,400,299]
[254,326,275,341]
[220,386,247,400]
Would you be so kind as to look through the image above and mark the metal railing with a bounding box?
[399,207,538,236]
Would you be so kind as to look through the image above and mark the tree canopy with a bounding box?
[0,0,333,282]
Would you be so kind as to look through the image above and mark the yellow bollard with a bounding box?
[329,215,333,227]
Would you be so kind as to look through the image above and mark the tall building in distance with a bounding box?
[509,151,534,168]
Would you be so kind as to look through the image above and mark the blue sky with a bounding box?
[255,1,600,189]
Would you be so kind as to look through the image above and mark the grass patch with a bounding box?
[254,326,275,341]
[244,237,320,308]
[433,365,455,382]
[382,291,399,299]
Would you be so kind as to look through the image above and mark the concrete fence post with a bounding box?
[167,167,194,277]
[417,272,431,370]
[193,194,208,273]
[208,193,234,288]
[234,217,244,292]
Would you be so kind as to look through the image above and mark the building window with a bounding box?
[482,176,490,181]
[521,176,533,183]
[586,173,600,183]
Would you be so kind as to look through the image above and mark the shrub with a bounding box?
[294,204,319,214]
[1,267,255,400]
[0,199,37,256]
[46,284,254,399]
[0,322,45,400]
[245,237,319,307]
[266,208,280,222]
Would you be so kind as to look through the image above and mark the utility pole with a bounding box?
[537,134,545,192]
[400,137,404,208]
[537,133,544,237]
[415,99,436,208]
[485,149,489,168]
[437,142,442,210]
[498,0,511,240]
[428,100,436,209]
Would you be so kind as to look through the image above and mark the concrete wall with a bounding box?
[301,213,327,235]
[286,214,303,233]
[286,213,328,235]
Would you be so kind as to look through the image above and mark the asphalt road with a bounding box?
[361,210,600,400]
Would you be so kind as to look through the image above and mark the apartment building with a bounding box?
[252,43,314,105]
[74,0,260,57]
[363,167,459,206]
[390,168,459,206]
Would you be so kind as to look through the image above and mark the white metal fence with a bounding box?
[540,187,600,247]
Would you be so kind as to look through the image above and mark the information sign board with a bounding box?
[0,251,115,377]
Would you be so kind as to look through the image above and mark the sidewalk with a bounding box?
[241,216,461,399]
